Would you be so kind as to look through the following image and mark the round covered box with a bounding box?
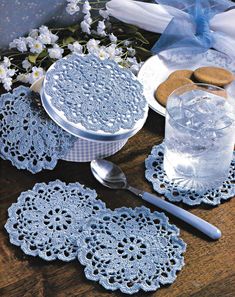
[40,54,148,162]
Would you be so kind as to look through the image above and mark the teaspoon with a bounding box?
[90,159,221,240]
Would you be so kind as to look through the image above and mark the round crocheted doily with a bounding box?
[0,86,76,173]
[5,180,106,261]
[77,206,186,294]
[44,54,147,134]
[145,142,235,206]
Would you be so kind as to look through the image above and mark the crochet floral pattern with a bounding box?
[44,54,147,133]
[5,180,106,261]
[77,206,186,294]
[145,142,235,206]
[0,86,76,173]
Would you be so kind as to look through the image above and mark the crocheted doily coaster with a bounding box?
[44,54,147,133]
[5,180,106,261]
[145,142,235,206]
[77,206,186,294]
[0,86,75,173]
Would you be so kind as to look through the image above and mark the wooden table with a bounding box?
[0,109,235,297]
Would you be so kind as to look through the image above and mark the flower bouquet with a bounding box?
[0,0,153,91]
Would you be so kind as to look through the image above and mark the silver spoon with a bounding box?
[90,159,221,240]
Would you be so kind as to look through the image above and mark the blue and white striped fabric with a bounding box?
[62,138,128,162]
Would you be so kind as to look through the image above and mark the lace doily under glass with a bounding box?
[44,54,147,133]
[5,180,106,261]
[0,86,75,173]
[145,143,235,206]
[77,206,186,294]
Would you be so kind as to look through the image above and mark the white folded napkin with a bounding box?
[106,0,235,56]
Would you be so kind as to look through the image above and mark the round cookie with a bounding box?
[168,69,193,80]
[194,66,234,86]
[154,78,193,107]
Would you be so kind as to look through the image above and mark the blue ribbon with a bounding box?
[152,0,235,55]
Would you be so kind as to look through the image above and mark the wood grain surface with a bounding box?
[0,108,235,297]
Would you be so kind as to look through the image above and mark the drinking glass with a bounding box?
[164,83,235,192]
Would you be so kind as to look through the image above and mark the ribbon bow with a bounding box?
[152,0,235,55]
[106,0,235,58]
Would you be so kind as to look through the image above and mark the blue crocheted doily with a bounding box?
[0,86,76,173]
[77,206,186,294]
[44,54,147,133]
[5,180,106,261]
[145,142,235,206]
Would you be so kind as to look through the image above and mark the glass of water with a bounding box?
[164,83,235,192]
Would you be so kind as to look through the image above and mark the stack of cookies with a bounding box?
[154,66,234,107]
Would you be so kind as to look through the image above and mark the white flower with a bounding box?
[127,47,136,57]
[113,56,122,63]
[29,29,39,39]
[29,66,44,84]
[97,20,106,30]
[6,68,16,77]
[2,77,12,91]
[115,47,123,56]
[130,64,140,75]
[105,44,116,58]
[39,25,50,35]
[9,37,27,52]
[50,33,59,44]
[68,41,83,54]
[97,20,106,36]
[81,20,91,34]
[99,9,109,19]
[7,68,16,76]
[3,57,11,67]
[28,39,44,54]
[66,2,80,15]
[0,65,7,79]
[17,73,30,83]
[105,44,122,62]
[127,57,142,75]
[86,39,100,53]
[82,1,91,14]
[25,36,34,46]
[84,13,92,25]
[48,44,64,59]
[96,47,109,60]
[37,26,58,44]
[0,57,16,91]
[38,33,52,45]
[124,40,132,47]
[39,33,58,45]
[109,33,117,43]
[22,59,31,70]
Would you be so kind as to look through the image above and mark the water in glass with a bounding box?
[164,85,235,192]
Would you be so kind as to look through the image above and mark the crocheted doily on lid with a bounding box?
[43,54,148,136]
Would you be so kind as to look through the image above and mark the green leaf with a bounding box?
[28,54,39,64]
[63,36,76,46]
[135,46,152,58]
[38,50,48,59]
[112,23,138,35]
[134,32,149,44]
[67,24,79,33]
[124,24,138,34]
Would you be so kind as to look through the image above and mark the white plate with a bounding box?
[138,49,235,116]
